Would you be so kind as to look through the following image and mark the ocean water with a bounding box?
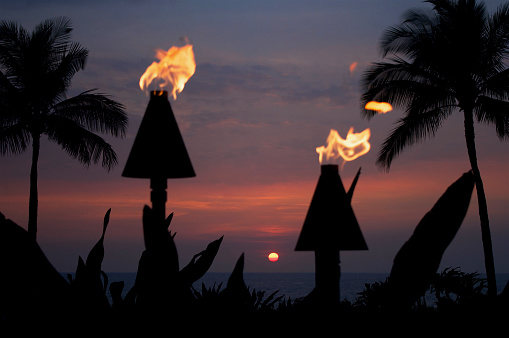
[99,272,388,302]
[96,272,509,303]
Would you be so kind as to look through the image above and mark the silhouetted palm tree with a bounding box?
[0,17,128,240]
[361,0,509,297]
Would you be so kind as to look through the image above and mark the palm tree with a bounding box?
[0,17,128,241]
[361,0,509,297]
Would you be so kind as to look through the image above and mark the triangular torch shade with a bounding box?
[295,164,368,251]
[122,91,195,179]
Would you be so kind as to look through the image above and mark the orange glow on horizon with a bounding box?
[139,44,196,100]
[316,128,371,164]
[3,156,506,249]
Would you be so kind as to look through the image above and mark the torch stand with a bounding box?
[150,177,167,224]
[295,165,367,309]
[315,250,340,306]
[122,90,196,224]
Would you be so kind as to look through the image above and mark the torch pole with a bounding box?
[150,176,167,224]
[314,249,340,308]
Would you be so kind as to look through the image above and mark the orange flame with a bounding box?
[316,128,371,164]
[365,101,392,114]
[139,44,196,100]
[349,61,358,74]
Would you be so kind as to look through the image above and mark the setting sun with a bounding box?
[268,252,279,262]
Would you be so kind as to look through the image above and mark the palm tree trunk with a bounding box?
[28,132,40,241]
[463,109,497,297]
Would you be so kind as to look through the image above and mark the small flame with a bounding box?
[349,61,358,74]
[365,101,392,114]
[139,44,196,100]
[316,128,371,165]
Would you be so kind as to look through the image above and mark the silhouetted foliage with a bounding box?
[361,0,509,297]
[1,172,508,334]
[1,206,509,336]
[354,278,391,311]
[125,205,224,314]
[432,267,488,310]
[67,208,111,315]
[355,267,488,312]
[0,17,128,240]
[192,253,285,314]
[387,171,474,309]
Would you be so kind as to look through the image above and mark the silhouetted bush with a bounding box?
[354,267,489,312]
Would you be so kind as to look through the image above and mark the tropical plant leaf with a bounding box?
[223,253,251,303]
[85,208,111,272]
[387,171,475,308]
[179,235,224,286]
[51,89,128,137]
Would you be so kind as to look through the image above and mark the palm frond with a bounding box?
[45,17,73,50]
[46,42,88,101]
[0,70,16,95]
[377,108,451,171]
[380,7,437,59]
[482,3,509,76]
[44,115,118,170]
[362,57,444,94]
[0,123,30,155]
[480,68,509,103]
[19,18,86,103]
[0,20,27,85]
[361,58,451,119]
[59,42,88,78]
[51,90,127,137]
[31,17,72,67]
[475,96,509,139]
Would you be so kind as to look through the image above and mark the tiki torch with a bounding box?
[122,44,196,224]
[295,128,370,307]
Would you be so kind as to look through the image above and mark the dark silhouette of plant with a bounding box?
[192,253,284,314]
[361,0,509,297]
[431,267,487,311]
[0,17,128,240]
[355,267,488,314]
[388,171,474,309]
[124,205,223,313]
[68,208,111,314]
[354,279,391,311]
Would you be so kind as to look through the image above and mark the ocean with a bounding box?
[89,272,509,303]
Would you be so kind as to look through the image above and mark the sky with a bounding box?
[1,0,508,278]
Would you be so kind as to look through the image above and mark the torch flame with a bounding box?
[316,128,371,165]
[365,101,392,114]
[349,61,358,74]
[139,44,196,100]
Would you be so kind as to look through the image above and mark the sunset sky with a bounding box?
[1,0,508,277]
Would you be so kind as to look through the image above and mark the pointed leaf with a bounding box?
[261,290,280,308]
[75,256,86,280]
[85,209,111,272]
[180,236,224,286]
[103,208,111,235]
[388,171,475,308]
[224,253,250,302]
[165,212,174,230]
